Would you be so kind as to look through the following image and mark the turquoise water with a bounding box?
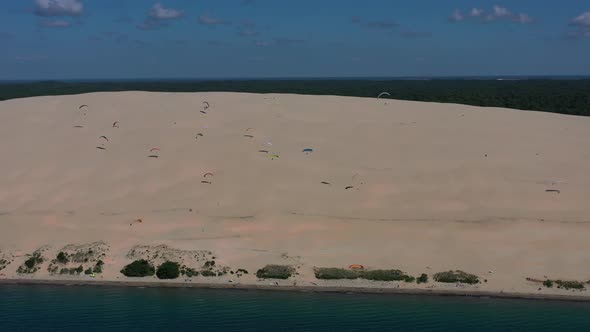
[1,285,590,331]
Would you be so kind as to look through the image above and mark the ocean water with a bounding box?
[1,285,590,331]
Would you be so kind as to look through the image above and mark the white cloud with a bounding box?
[568,12,590,38]
[138,3,183,30]
[449,9,464,22]
[451,5,533,24]
[198,14,228,26]
[40,19,71,27]
[470,8,484,17]
[571,12,590,27]
[149,3,183,20]
[34,0,83,17]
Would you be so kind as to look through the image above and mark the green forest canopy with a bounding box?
[1,79,589,116]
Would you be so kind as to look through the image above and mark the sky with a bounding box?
[1,0,589,79]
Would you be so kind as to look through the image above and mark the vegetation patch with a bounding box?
[543,280,554,288]
[156,261,181,280]
[17,249,46,274]
[256,265,295,279]
[361,269,413,282]
[180,266,199,277]
[48,242,109,276]
[555,280,586,290]
[417,273,429,284]
[314,267,359,280]
[120,259,155,277]
[200,270,217,277]
[433,270,479,284]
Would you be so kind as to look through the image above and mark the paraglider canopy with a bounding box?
[302,148,313,153]
[149,147,160,152]
[203,172,214,178]
[203,101,210,110]
[112,121,119,128]
[349,264,364,270]
[377,92,391,99]
[99,136,109,142]
[79,105,88,109]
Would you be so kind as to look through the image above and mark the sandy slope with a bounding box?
[1,92,590,296]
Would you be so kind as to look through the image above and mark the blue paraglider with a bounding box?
[302,148,313,154]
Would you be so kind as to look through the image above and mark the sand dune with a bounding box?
[1,92,590,296]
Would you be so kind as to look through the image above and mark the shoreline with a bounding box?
[2,278,589,303]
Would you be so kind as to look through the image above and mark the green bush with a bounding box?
[417,273,429,284]
[433,270,479,284]
[256,265,295,279]
[156,261,180,280]
[200,270,217,277]
[84,267,93,275]
[184,267,199,277]
[120,259,155,277]
[361,269,410,282]
[236,268,249,275]
[56,252,69,264]
[555,280,585,290]
[314,268,359,280]
[543,279,553,288]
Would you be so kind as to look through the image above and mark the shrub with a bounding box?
[236,268,249,275]
[56,252,68,264]
[543,279,553,288]
[201,270,217,277]
[204,260,215,268]
[433,270,479,284]
[361,269,410,282]
[184,267,199,277]
[156,261,180,280]
[256,265,295,279]
[417,273,429,284]
[120,259,155,277]
[75,265,84,274]
[403,275,416,283]
[555,280,585,290]
[314,268,359,280]
[84,267,93,275]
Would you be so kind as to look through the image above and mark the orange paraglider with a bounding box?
[348,264,364,270]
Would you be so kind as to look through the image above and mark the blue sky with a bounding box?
[1,0,589,79]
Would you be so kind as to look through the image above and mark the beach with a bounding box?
[1,91,590,300]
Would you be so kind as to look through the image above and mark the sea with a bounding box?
[1,285,590,331]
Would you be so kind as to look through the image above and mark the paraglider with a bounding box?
[377,92,390,99]
[203,173,214,178]
[73,125,84,128]
[258,150,269,153]
[349,264,364,270]
[99,136,109,142]
[195,133,204,140]
[96,146,106,150]
[321,181,331,185]
[112,121,119,128]
[302,148,313,154]
[345,186,354,190]
[201,180,211,184]
[130,218,143,226]
[79,105,88,109]
[200,111,207,114]
[203,101,210,110]
[147,155,159,158]
[149,148,160,153]
[244,134,254,138]
[545,189,561,194]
